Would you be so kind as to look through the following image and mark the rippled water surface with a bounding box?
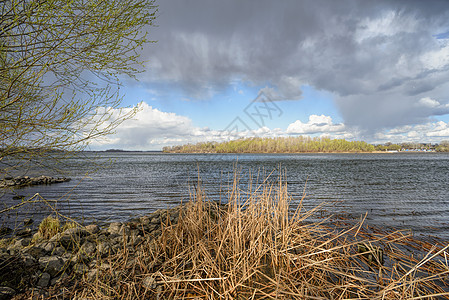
[2,152,449,239]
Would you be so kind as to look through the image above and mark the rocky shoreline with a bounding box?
[1,198,448,299]
[0,176,71,189]
[0,206,184,299]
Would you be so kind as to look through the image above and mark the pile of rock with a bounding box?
[0,176,71,189]
[0,207,182,299]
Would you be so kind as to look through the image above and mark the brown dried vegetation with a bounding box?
[45,174,449,299]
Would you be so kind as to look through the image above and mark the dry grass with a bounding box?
[55,173,449,299]
[35,215,61,241]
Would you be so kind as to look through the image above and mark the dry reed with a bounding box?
[50,172,449,299]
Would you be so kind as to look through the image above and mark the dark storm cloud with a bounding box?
[142,0,449,132]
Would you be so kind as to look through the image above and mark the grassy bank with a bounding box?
[2,173,449,299]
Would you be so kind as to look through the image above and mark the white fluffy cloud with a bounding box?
[286,115,346,135]
[89,103,287,150]
[419,97,440,108]
[372,121,449,143]
[89,103,199,150]
[89,103,449,150]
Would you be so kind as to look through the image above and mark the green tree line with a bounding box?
[163,137,376,153]
[374,141,449,152]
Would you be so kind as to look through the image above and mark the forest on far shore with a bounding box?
[163,137,376,153]
[163,137,449,154]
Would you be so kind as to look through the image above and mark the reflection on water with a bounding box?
[1,152,449,239]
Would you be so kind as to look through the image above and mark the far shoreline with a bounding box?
[160,150,441,154]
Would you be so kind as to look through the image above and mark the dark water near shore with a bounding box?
[1,152,449,240]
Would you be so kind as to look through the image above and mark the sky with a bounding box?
[89,0,449,151]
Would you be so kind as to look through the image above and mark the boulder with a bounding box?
[139,216,151,226]
[79,241,96,256]
[38,256,65,277]
[0,286,16,300]
[14,238,31,248]
[36,272,51,288]
[85,224,100,235]
[62,227,89,238]
[22,254,36,267]
[50,272,68,286]
[107,222,122,235]
[40,241,56,253]
[97,241,112,257]
[24,246,45,258]
[50,227,88,250]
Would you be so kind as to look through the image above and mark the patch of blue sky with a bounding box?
[277,85,343,128]
[433,115,449,123]
[434,31,449,39]
[118,80,343,132]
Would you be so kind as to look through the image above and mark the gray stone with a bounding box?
[48,233,62,243]
[39,256,65,277]
[50,272,68,286]
[97,241,112,256]
[49,227,88,249]
[79,241,96,256]
[63,227,89,238]
[41,241,56,253]
[119,225,131,236]
[107,222,122,235]
[32,232,42,243]
[96,234,109,242]
[53,246,66,256]
[62,252,72,261]
[0,286,16,299]
[22,254,36,267]
[37,272,51,288]
[85,224,100,234]
[140,216,151,225]
[24,246,45,258]
[52,232,81,250]
[86,268,99,281]
[70,252,89,264]
[14,237,31,248]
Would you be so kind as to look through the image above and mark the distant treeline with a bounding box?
[163,137,376,153]
[374,141,449,152]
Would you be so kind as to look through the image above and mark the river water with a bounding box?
[1,152,449,240]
